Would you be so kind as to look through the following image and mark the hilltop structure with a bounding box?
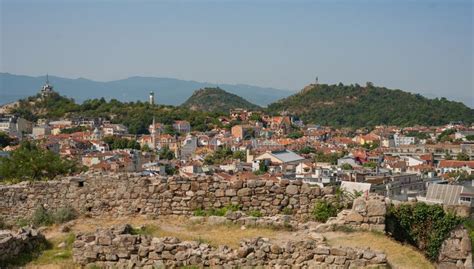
[40,74,55,98]
[149,91,155,105]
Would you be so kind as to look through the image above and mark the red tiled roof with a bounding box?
[439,160,474,169]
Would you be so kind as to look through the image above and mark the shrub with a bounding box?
[193,204,241,217]
[53,206,77,224]
[385,202,463,261]
[312,200,338,222]
[282,207,293,215]
[16,218,29,228]
[248,210,263,218]
[193,208,206,216]
[31,206,53,226]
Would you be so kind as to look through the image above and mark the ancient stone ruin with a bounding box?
[72,224,388,268]
[0,173,335,223]
[437,225,472,269]
[0,227,47,265]
[314,195,387,233]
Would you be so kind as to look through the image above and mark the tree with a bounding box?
[363,162,377,169]
[466,135,474,141]
[0,132,13,148]
[0,141,83,182]
[288,132,303,139]
[232,150,246,161]
[341,163,353,170]
[445,152,453,160]
[456,152,470,161]
[258,160,268,173]
[159,146,174,160]
[299,146,316,154]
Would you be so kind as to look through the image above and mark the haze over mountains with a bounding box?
[0,73,292,106]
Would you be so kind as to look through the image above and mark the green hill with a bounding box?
[267,83,474,127]
[181,87,261,113]
[8,93,226,134]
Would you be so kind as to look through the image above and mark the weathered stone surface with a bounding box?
[0,174,326,222]
[0,228,47,263]
[285,185,299,195]
[437,225,472,269]
[72,225,388,268]
[366,199,386,217]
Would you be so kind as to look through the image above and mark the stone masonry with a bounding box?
[0,227,47,265]
[437,225,472,269]
[72,224,388,268]
[313,195,387,233]
[0,173,334,223]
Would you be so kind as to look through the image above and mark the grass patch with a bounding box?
[27,233,76,266]
[193,204,242,217]
[126,221,282,248]
[248,210,263,218]
[325,231,434,269]
[334,225,355,233]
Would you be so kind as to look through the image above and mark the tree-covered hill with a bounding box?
[9,93,225,134]
[181,87,261,113]
[267,83,474,127]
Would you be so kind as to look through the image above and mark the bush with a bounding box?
[193,204,241,217]
[193,208,206,216]
[282,207,293,215]
[312,200,338,222]
[31,206,54,226]
[385,202,463,261]
[53,206,77,224]
[248,210,263,218]
[28,205,78,227]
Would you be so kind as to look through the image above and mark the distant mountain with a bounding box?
[0,73,293,106]
[181,87,260,113]
[267,83,474,127]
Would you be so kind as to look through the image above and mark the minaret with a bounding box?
[149,91,155,105]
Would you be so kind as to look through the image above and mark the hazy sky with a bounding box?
[1,0,473,105]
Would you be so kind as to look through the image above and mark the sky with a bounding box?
[1,0,473,105]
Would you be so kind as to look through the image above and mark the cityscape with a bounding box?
[0,0,473,268]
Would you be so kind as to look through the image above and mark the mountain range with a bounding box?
[0,73,292,106]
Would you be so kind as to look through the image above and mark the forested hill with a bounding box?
[8,93,225,134]
[181,87,261,113]
[267,83,474,127]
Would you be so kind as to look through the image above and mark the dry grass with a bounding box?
[324,231,434,269]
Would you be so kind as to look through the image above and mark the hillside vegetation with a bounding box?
[10,94,225,134]
[267,83,474,127]
[181,87,260,113]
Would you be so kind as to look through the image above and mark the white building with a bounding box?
[393,133,416,147]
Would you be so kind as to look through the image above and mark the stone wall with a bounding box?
[0,227,46,265]
[314,195,387,233]
[72,224,388,268]
[437,225,472,269]
[0,173,334,223]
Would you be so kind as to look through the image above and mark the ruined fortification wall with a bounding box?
[437,225,472,269]
[0,227,46,264]
[0,173,334,222]
[72,224,388,268]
